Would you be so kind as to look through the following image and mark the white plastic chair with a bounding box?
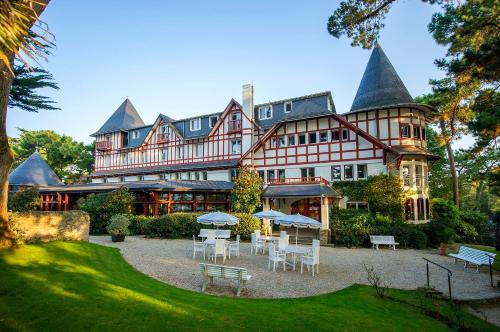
[192,235,205,260]
[213,239,227,264]
[251,233,264,254]
[278,235,289,253]
[301,244,320,276]
[268,243,286,272]
[228,234,240,258]
[254,229,261,237]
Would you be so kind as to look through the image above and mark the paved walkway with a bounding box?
[91,236,500,300]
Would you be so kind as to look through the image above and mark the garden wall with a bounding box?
[9,211,90,242]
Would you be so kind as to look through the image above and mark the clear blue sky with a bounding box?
[8,0,472,147]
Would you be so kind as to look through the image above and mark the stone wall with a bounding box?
[9,211,90,242]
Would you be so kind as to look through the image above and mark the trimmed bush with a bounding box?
[9,187,40,212]
[129,215,153,235]
[107,214,130,236]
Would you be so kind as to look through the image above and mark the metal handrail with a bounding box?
[422,257,453,300]
[486,253,496,287]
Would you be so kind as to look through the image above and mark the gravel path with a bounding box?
[91,236,500,300]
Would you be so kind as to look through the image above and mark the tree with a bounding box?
[10,129,94,183]
[9,186,40,212]
[426,127,452,200]
[0,0,52,247]
[9,64,59,112]
[231,165,263,214]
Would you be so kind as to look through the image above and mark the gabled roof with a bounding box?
[350,44,415,113]
[9,151,63,186]
[91,99,145,136]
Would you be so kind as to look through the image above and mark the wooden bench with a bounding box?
[449,246,496,272]
[370,235,399,250]
[200,263,251,296]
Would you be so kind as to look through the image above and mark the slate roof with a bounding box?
[262,183,339,198]
[350,44,415,113]
[126,125,153,148]
[9,151,63,186]
[91,159,239,177]
[92,99,146,136]
[172,112,222,139]
[38,180,234,194]
[255,92,335,129]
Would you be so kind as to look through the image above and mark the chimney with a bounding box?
[241,84,255,163]
[242,83,254,121]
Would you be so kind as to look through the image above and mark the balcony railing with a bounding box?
[269,177,330,185]
[227,120,242,133]
[96,141,112,151]
[157,133,170,143]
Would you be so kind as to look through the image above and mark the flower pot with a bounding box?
[111,235,126,242]
[438,244,448,256]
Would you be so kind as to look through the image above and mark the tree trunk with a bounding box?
[0,50,15,247]
[439,120,460,207]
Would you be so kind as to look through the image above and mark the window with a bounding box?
[202,171,208,180]
[357,164,367,179]
[271,137,277,148]
[284,101,292,113]
[279,136,286,147]
[141,151,147,163]
[160,125,169,134]
[105,135,111,141]
[277,169,286,182]
[319,131,328,142]
[172,173,179,180]
[402,166,410,186]
[160,148,167,161]
[120,177,125,182]
[331,165,341,181]
[194,172,200,180]
[298,134,306,145]
[121,153,127,165]
[300,167,315,179]
[230,169,240,180]
[132,130,140,139]
[401,124,411,138]
[159,174,166,180]
[309,132,317,144]
[331,130,339,141]
[258,105,273,120]
[415,165,422,187]
[405,198,414,220]
[190,118,201,131]
[177,146,184,159]
[195,143,203,158]
[137,175,144,181]
[344,165,354,179]
[413,125,421,139]
[267,170,276,183]
[122,132,129,147]
[231,139,241,154]
[209,115,218,128]
[288,135,296,146]
[417,198,425,220]
[422,127,426,140]
[342,129,349,141]
[257,171,264,180]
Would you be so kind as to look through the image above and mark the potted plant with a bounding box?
[436,226,455,256]
[107,214,130,242]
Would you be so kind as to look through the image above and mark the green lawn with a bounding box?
[0,242,496,332]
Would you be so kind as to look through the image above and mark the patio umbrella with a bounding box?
[196,212,239,228]
[253,209,286,235]
[274,213,322,245]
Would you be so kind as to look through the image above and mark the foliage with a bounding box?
[231,213,262,240]
[106,214,130,237]
[467,89,500,150]
[9,64,59,112]
[426,127,452,199]
[77,187,134,234]
[8,187,40,212]
[2,242,496,331]
[424,198,459,246]
[364,264,388,298]
[231,165,263,214]
[330,180,367,201]
[9,129,94,184]
[128,214,152,236]
[458,209,494,245]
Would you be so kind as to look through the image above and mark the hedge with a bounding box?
[129,212,260,240]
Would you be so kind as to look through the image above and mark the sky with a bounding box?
[6,0,474,148]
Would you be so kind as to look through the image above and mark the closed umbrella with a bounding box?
[274,213,322,245]
[196,212,239,228]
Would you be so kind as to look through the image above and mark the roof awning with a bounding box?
[262,183,339,198]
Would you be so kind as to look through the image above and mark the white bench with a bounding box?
[449,246,496,272]
[370,235,399,250]
[200,263,251,296]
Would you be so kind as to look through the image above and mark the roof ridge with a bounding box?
[255,91,332,107]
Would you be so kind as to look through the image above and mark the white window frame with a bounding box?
[141,151,147,163]
[284,101,292,113]
[209,115,219,128]
[195,143,203,158]
[231,139,241,154]
[258,105,273,120]
[357,164,367,179]
[160,148,167,161]
[132,130,140,139]
[177,146,184,159]
[190,118,201,131]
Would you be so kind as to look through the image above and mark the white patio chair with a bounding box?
[301,244,320,276]
[278,235,289,253]
[228,234,240,258]
[192,235,205,260]
[280,231,287,238]
[213,239,227,264]
[254,229,261,237]
[268,243,286,272]
[251,233,264,254]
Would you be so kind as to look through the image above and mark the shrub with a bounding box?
[365,174,406,220]
[425,220,455,247]
[9,187,40,212]
[457,209,492,245]
[231,213,261,240]
[129,215,153,235]
[77,187,134,234]
[330,207,372,247]
[425,199,459,247]
[106,214,130,236]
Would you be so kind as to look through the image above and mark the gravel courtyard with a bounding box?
[91,236,499,300]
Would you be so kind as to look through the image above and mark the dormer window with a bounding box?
[284,101,292,113]
[190,118,201,131]
[132,130,140,139]
[258,105,273,120]
[209,115,218,128]
[160,125,169,134]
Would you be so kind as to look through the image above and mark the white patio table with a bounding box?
[260,236,279,243]
[283,245,311,271]
[203,239,229,260]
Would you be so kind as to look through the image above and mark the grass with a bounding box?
[0,242,497,332]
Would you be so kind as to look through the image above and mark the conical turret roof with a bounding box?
[350,44,414,112]
[91,98,145,136]
[9,150,63,186]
